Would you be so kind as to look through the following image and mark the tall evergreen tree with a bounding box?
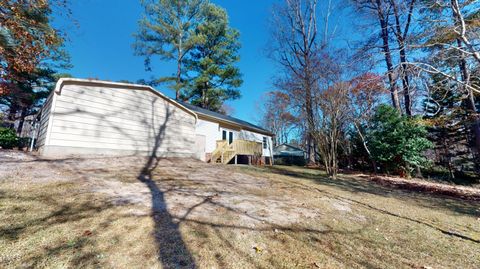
[182,3,242,113]
[423,74,476,178]
[134,0,206,100]
[419,0,480,160]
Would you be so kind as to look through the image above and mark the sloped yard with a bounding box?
[0,151,479,268]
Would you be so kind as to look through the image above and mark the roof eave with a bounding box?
[53,78,198,122]
[197,113,274,136]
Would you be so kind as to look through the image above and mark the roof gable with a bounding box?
[274,144,305,152]
[53,78,198,121]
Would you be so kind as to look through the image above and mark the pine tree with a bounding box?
[419,0,480,164]
[423,75,472,178]
[134,0,206,100]
[182,3,242,113]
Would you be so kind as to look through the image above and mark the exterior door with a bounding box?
[222,129,234,144]
[228,131,233,144]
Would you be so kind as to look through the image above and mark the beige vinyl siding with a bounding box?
[43,83,195,157]
[36,92,54,149]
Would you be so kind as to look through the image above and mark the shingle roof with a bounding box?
[273,143,306,157]
[179,102,273,136]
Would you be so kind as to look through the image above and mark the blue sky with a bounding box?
[54,0,352,123]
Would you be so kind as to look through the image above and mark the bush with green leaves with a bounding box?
[0,127,19,149]
[367,105,433,176]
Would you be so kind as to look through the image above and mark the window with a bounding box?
[222,130,227,140]
[229,131,233,144]
[263,137,267,149]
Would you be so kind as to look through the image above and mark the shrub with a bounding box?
[0,127,19,149]
[367,105,433,177]
[18,137,31,149]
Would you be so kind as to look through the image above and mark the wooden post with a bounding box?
[248,155,251,165]
[234,155,237,165]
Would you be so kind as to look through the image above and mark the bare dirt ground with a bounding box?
[1,150,479,268]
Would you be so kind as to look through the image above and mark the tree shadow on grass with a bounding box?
[260,166,480,244]
[1,96,198,268]
[263,166,480,216]
[136,102,196,268]
[0,182,117,268]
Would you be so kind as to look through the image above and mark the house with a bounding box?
[181,102,274,165]
[35,78,274,165]
[273,143,306,166]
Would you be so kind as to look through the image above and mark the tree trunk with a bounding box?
[376,0,401,113]
[176,30,183,100]
[7,103,18,130]
[451,0,480,160]
[202,82,208,108]
[399,41,412,116]
[415,165,423,178]
[391,0,415,116]
[176,55,181,100]
[354,122,377,173]
[305,74,316,165]
[307,135,316,164]
[16,107,27,135]
[457,39,480,157]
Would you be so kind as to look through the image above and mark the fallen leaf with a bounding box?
[253,246,262,253]
[83,230,93,236]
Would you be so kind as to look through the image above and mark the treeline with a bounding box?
[0,0,71,134]
[261,0,479,182]
[0,0,243,137]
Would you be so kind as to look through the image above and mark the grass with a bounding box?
[0,181,159,268]
[0,156,479,269]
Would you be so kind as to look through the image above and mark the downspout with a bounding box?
[269,136,274,165]
[29,118,39,152]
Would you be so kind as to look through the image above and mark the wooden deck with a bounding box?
[209,140,263,164]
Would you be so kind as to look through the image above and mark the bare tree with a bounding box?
[351,0,402,112]
[269,0,320,164]
[314,82,350,178]
[450,0,480,64]
[406,0,480,155]
[390,0,416,116]
[260,91,297,146]
[347,73,386,172]
[449,0,480,153]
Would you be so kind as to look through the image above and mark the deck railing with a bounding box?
[231,140,263,156]
[209,139,263,164]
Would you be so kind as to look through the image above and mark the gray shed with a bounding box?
[273,144,306,166]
